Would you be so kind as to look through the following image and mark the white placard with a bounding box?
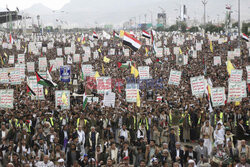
[0,89,14,109]
[138,66,150,80]
[168,70,182,85]
[211,87,225,107]
[190,76,205,97]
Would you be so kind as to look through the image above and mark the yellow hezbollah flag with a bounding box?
[103,56,110,63]
[131,65,139,78]
[120,30,125,38]
[179,48,183,55]
[210,41,213,53]
[235,101,240,106]
[136,90,140,107]
[102,63,105,75]
[227,60,235,75]
[0,56,4,65]
[62,92,68,106]
[77,37,81,42]
[95,71,100,79]
[4,52,8,58]
[145,47,148,56]
[45,88,48,95]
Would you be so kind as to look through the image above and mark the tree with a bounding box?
[188,26,199,33]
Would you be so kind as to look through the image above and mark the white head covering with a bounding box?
[188,159,197,167]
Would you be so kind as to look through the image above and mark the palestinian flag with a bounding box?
[117,61,129,68]
[93,31,98,39]
[156,58,163,64]
[83,93,88,109]
[36,72,57,87]
[113,31,119,39]
[241,33,249,41]
[123,32,141,52]
[142,30,150,39]
[27,85,36,96]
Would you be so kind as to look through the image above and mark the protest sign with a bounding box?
[27,62,35,72]
[60,65,71,82]
[104,92,116,107]
[30,84,45,100]
[246,66,250,83]
[196,43,202,51]
[55,57,64,69]
[124,49,130,56]
[8,55,14,64]
[138,66,150,80]
[0,89,14,109]
[126,83,139,102]
[55,90,70,110]
[57,48,63,56]
[156,48,163,57]
[18,54,25,64]
[228,82,242,102]
[15,64,25,80]
[213,56,221,66]
[229,69,242,82]
[211,87,225,107]
[49,60,56,71]
[73,54,80,63]
[82,64,94,77]
[190,76,205,97]
[0,68,9,84]
[39,57,47,71]
[96,77,112,94]
[168,70,182,85]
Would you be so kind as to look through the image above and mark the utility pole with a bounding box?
[202,0,208,25]
[238,0,241,49]
[144,14,147,24]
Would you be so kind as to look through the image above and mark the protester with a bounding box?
[0,29,249,167]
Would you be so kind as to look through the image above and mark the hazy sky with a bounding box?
[0,0,70,10]
[0,0,249,27]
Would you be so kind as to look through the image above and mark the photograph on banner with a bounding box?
[55,90,70,110]
[60,65,71,82]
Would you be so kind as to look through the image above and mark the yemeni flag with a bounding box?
[83,93,88,109]
[93,31,98,39]
[241,33,249,42]
[142,30,150,39]
[113,31,119,39]
[123,32,141,52]
[27,85,36,96]
[36,72,57,87]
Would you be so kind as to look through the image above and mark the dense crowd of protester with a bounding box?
[0,30,249,167]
